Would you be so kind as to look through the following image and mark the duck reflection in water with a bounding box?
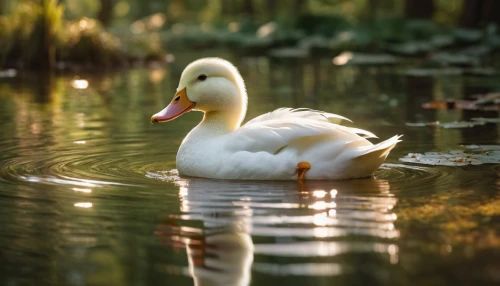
[155,175,398,286]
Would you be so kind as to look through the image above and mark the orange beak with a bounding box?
[151,87,195,123]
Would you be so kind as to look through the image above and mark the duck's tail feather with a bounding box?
[347,135,402,178]
[357,135,402,158]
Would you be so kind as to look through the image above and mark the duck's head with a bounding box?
[151,58,247,126]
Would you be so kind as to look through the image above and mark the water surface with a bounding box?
[1,53,499,285]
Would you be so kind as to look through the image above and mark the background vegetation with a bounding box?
[0,0,499,70]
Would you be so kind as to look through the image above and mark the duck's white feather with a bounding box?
[245,108,351,125]
[228,110,377,154]
[194,110,400,180]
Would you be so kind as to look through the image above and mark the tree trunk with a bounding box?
[293,0,307,14]
[366,0,378,20]
[405,0,434,19]
[460,0,500,28]
[266,0,277,21]
[221,0,234,17]
[241,0,254,17]
[98,0,114,27]
[38,0,57,70]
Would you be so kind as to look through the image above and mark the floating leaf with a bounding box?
[388,41,435,55]
[422,100,475,110]
[454,28,482,42]
[430,35,454,48]
[405,121,439,127]
[430,52,480,66]
[399,150,500,166]
[298,35,330,50]
[405,121,485,129]
[400,152,483,166]
[463,67,497,76]
[332,52,397,66]
[464,145,500,151]
[269,47,309,58]
[0,69,17,78]
[422,93,500,111]
[440,121,485,128]
[471,117,500,123]
[472,93,500,105]
[459,44,492,57]
[403,68,462,77]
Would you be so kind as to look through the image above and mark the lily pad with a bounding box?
[0,69,17,78]
[422,93,500,111]
[386,35,453,56]
[431,35,454,48]
[430,52,480,67]
[440,121,485,129]
[471,117,500,123]
[465,145,500,151]
[459,44,492,57]
[405,121,485,129]
[332,52,397,66]
[298,35,331,50]
[403,68,463,77]
[472,93,500,105]
[405,121,439,127]
[454,28,482,42]
[269,47,309,58]
[388,41,435,55]
[463,67,497,76]
[399,149,500,166]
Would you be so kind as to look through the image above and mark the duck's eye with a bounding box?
[197,74,207,81]
[174,96,180,101]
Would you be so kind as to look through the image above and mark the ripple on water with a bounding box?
[376,163,461,192]
[0,136,171,190]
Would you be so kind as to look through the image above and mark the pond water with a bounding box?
[1,52,499,286]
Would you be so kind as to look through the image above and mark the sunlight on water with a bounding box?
[71,79,89,89]
[72,187,92,193]
[312,189,328,198]
[74,202,93,208]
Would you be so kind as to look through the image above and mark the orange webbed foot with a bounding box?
[296,161,311,180]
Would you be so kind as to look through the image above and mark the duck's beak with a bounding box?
[151,87,195,123]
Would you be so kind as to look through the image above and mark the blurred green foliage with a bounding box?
[58,17,126,66]
[0,0,499,70]
[0,0,63,68]
[0,0,166,68]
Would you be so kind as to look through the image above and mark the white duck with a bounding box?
[152,58,401,180]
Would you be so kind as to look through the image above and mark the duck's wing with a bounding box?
[244,108,351,125]
[227,113,377,154]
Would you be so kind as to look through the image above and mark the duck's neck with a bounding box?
[185,84,248,141]
[188,107,246,140]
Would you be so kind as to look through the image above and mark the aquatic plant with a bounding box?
[0,0,64,69]
[58,17,126,67]
[124,33,165,62]
[0,2,164,69]
[400,147,500,166]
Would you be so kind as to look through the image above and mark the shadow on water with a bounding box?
[0,52,500,285]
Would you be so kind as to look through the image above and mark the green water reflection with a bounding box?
[0,52,499,285]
